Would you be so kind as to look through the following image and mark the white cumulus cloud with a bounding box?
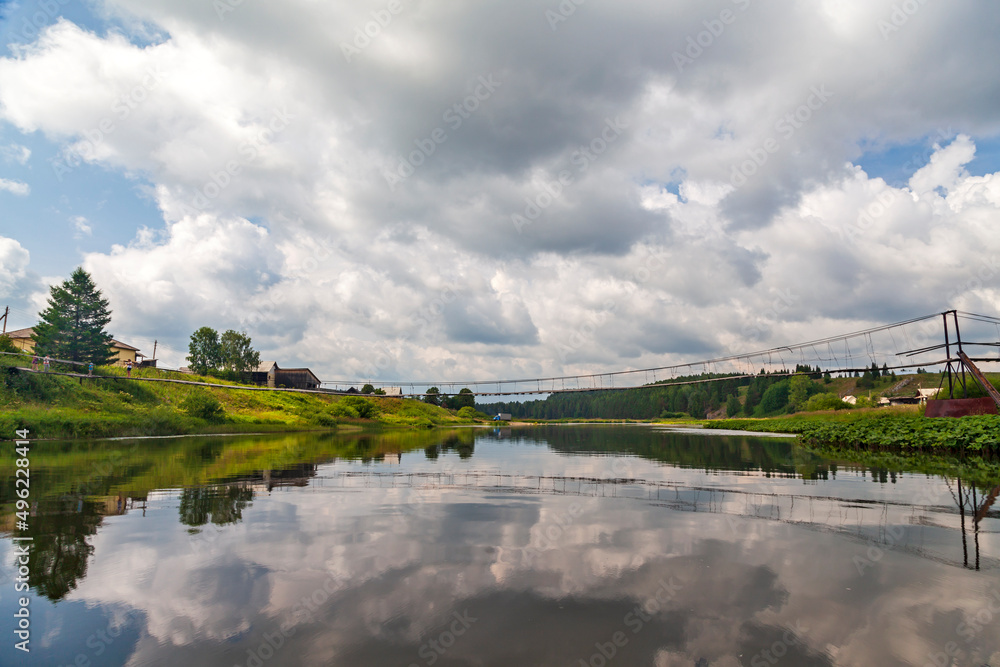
[0,177,29,195]
[0,0,998,381]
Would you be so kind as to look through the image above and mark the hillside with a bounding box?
[480,368,1000,421]
[0,353,471,439]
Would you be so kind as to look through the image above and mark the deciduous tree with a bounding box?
[423,387,441,406]
[726,394,741,417]
[220,329,260,376]
[789,375,811,410]
[445,388,476,410]
[187,327,222,375]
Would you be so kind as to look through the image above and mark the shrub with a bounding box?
[180,390,225,422]
[804,393,849,411]
[725,394,741,417]
[457,406,479,420]
[335,396,378,419]
[329,403,358,418]
[0,335,19,354]
[756,380,790,415]
[311,412,339,428]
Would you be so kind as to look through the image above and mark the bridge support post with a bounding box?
[943,312,954,399]
[952,310,967,398]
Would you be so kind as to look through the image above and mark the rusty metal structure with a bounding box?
[923,311,1000,416]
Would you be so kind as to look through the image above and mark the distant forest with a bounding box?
[478,365,886,420]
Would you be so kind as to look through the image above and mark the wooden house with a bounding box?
[275,367,321,390]
[251,361,279,387]
[250,361,321,390]
[6,326,141,367]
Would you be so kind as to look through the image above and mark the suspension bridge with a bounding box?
[322,310,1000,401]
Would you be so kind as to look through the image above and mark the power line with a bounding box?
[321,312,946,392]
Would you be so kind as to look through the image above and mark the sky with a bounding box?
[0,0,999,384]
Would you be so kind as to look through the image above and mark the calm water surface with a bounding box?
[1,426,998,666]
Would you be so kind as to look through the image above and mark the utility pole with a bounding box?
[152,340,158,360]
[1,306,7,334]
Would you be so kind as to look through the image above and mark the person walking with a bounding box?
[125,359,133,378]
[32,354,39,371]
[43,355,50,372]
[88,362,94,376]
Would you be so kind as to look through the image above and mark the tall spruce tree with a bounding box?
[32,267,115,365]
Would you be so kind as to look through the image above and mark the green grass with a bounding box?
[0,352,472,439]
[703,410,1000,453]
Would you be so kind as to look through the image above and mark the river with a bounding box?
[1,425,997,666]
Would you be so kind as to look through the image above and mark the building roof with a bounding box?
[5,327,34,338]
[279,367,319,376]
[277,367,321,382]
[4,326,140,352]
[255,361,279,373]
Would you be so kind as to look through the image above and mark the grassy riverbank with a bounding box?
[0,355,472,439]
[702,409,1000,454]
[0,429,475,516]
